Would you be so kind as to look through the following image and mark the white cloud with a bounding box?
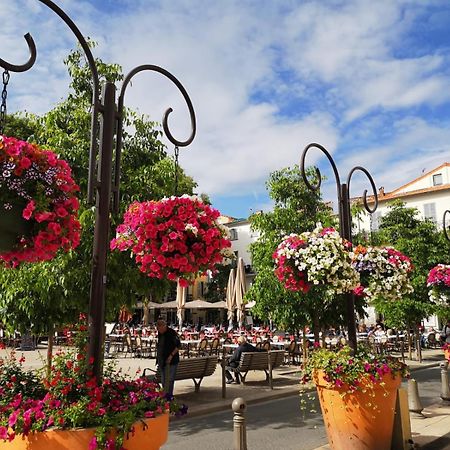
[1,0,450,217]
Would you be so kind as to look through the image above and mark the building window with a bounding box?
[229,229,238,241]
[433,173,443,186]
[424,203,437,223]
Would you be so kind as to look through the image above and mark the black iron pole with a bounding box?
[88,82,116,380]
[443,210,450,242]
[340,183,357,351]
[300,143,378,354]
[0,1,196,383]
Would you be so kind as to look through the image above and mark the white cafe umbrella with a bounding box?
[233,258,246,327]
[226,268,235,329]
[184,299,227,309]
[176,280,186,331]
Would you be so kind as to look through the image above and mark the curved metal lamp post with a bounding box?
[0,0,196,380]
[443,210,450,242]
[300,143,378,351]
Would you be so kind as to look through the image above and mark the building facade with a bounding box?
[354,162,450,235]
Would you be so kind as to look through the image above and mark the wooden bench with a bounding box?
[143,355,218,393]
[223,350,285,390]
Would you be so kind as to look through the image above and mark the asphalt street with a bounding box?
[162,366,442,450]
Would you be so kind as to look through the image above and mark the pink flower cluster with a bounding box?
[111,195,231,286]
[427,264,450,288]
[0,315,187,449]
[272,235,310,292]
[0,135,81,266]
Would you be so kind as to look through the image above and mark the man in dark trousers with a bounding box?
[225,335,260,384]
[156,318,180,396]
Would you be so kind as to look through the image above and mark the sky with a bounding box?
[1,0,450,219]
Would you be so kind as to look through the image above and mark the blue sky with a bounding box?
[1,0,450,219]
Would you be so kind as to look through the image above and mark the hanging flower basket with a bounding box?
[272,224,359,295]
[351,245,414,301]
[111,195,232,286]
[0,201,32,253]
[0,135,81,266]
[427,264,450,305]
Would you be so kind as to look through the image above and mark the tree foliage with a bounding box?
[0,45,197,333]
[246,166,357,333]
[372,200,450,328]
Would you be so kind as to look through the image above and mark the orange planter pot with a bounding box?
[0,413,168,450]
[313,370,401,450]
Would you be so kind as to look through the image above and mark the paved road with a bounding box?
[162,366,442,450]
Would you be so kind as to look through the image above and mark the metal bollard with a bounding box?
[440,361,450,402]
[232,397,247,450]
[407,379,424,417]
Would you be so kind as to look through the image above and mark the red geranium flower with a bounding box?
[0,135,81,266]
[111,195,231,285]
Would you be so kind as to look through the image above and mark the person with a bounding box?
[225,336,260,384]
[156,318,180,396]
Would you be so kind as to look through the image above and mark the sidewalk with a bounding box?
[1,347,448,448]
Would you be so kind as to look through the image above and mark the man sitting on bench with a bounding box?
[225,336,260,384]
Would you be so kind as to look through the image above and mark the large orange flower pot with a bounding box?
[313,370,401,450]
[0,413,168,450]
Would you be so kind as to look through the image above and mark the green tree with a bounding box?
[373,200,450,356]
[0,45,196,335]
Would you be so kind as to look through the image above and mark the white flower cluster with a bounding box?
[429,290,449,306]
[351,246,413,301]
[277,224,360,296]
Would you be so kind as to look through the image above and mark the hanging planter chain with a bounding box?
[0,69,10,135]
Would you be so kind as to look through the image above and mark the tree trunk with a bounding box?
[313,312,320,344]
[302,326,309,366]
[407,322,413,361]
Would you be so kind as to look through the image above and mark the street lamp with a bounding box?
[0,0,196,380]
[300,142,378,351]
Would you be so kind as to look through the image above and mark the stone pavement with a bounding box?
[1,346,449,448]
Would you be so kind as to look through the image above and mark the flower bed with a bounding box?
[427,264,450,305]
[351,245,413,301]
[273,225,359,295]
[0,135,81,266]
[0,315,186,449]
[111,195,232,286]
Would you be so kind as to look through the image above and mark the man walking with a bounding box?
[156,318,180,396]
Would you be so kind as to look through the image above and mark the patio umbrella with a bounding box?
[245,300,256,309]
[176,280,186,331]
[158,300,178,308]
[233,258,246,327]
[184,299,227,309]
[226,268,235,329]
